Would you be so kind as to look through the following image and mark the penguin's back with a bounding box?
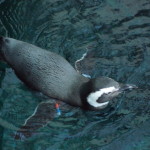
[4,40,86,103]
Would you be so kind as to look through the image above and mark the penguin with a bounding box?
[0,36,137,139]
[0,36,137,109]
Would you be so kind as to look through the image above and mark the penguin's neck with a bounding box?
[67,75,90,107]
[79,79,93,109]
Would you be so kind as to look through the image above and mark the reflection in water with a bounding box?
[0,0,150,149]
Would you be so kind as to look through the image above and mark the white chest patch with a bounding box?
[87,86,118,108]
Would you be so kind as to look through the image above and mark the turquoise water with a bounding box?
[0,0,150,149]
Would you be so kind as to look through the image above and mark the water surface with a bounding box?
[0,0,150,149]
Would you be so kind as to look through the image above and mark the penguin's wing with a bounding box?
[75,51,88,73]
[75,45,97,78]
[14,100,62,140]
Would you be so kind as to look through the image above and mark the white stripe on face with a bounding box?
[87,87,118,108]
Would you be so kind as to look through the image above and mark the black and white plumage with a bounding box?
[0,36,137,139]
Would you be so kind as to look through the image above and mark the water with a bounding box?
[0,0,150,149]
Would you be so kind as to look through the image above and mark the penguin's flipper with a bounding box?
[75,51,88,73]
[75,44,97,77]
[14,100,59,140]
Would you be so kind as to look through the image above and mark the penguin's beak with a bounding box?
[119,84,138,92]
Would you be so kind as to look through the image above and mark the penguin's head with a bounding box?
[81,77,137,110]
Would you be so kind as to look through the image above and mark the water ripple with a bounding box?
[0,0,150,149]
